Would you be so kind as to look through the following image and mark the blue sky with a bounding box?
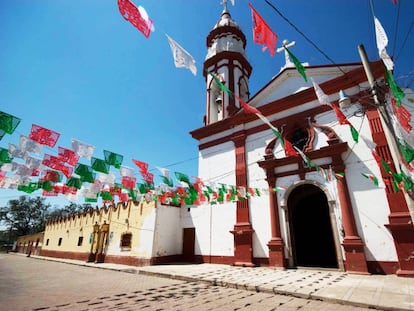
[0,0,413,209]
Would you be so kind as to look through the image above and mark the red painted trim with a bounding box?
[40,249,89,261]
[192,60,385,142]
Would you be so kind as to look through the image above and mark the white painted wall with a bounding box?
[152,205,182,257]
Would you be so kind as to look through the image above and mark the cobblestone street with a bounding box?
[0,254,383,311]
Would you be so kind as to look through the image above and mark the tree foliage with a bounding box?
[0,196,50,236]
[46,203,93,220]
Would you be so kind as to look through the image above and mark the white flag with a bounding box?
[156,166,170,179]
[312,78,331,107]
[120,165,135,178]
[166,34,197,76]
[71,139,95,160]
[19,135,43,154]
[374,16,394,71]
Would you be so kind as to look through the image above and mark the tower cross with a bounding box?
[276,39,296,69]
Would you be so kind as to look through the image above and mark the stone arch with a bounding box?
[280,180,344,270]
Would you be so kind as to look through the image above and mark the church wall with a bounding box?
[194,141,237,257]
[152,205,182,258]
[314,105,398,263]
[246,131,272,258]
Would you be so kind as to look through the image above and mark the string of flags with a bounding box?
[1,0,412,203]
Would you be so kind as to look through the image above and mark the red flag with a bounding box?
[331,104,351,126]
[57,146,79,166]
[234,93,261,114]
[248,2,278,56]
[132,159,148,173]
[122,176,136,189]
[392,97,412,132]
[29,124,60,147]
[284,138,299,157]
[118,0,153,38]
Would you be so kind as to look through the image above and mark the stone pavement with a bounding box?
[17,253,414,311]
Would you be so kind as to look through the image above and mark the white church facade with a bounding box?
[188,6,414,277]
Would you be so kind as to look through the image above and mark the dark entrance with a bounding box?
[182,227,195,262]
[287,184,338,268]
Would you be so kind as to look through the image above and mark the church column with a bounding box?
[266,174,285,268]
[335,161,369,274]
[230,132,255,267]
[366,109,414,277]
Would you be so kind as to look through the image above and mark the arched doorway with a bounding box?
[287,184,338,269]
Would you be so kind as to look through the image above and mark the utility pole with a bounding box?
[358,44,414,221]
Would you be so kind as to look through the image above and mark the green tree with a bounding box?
[46,202,93,220]
[0,196,50,236]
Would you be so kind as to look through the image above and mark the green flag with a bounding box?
[208,71,232,96]
[385,69,405,106]
[0,147,12,164]
[0,111,21,135]
[104,150,123,168]
[91,157,110,174]
[350,126,359,143]
[175,171,191,185]
[285,48,307,82]
[361,173,379,186]
[75,163,95,183]
[66,177,82,189]
[398,140,414,164]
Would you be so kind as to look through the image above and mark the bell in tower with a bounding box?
[203,1,252,125]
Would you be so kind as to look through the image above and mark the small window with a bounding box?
[46,239,49,246]
[58,238,62,246]
[77,236,83,246]
[120,232,132,250]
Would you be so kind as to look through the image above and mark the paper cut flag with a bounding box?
[283,138,298,157]
[58,146,79,166]
[361,173,379,186]
[132,159,148,174]
[0,111,21,136]
[91,157,110,174]
[374,16,393,71]
[118,0,153,38]
[391,97,412,132]
[249,2,277,56]
[166,34,197,76]
[208,71,232,94]
[29,124,60,148]
[104,150,123,169]
[386,70,405,106]
[72,139,95,160]
[285,47,307,82]
[331,103,359,143]
[120,166,135,178]
[312,78,331,107]
[19,135,43,154]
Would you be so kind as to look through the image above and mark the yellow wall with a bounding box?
[15,232,44,255]
[42,200,157,258]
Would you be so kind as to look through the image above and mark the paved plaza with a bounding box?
[1,253,413,310]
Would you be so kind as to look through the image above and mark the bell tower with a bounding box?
[203,1,252,125]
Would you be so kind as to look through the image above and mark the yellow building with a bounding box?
[41,200,187,265]
[15,232,44,256]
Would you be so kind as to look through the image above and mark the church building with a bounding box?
[188,4,414,276]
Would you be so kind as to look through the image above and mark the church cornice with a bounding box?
[203,51,252,78]
[206,25,247,49]
[191,60,385,142]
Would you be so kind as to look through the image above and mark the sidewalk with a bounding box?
[18,253,414,311]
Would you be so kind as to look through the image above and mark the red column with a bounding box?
[367,109,414,277]
[230,132,255,267]
[266,176,285,268]
[336,173,369,274]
